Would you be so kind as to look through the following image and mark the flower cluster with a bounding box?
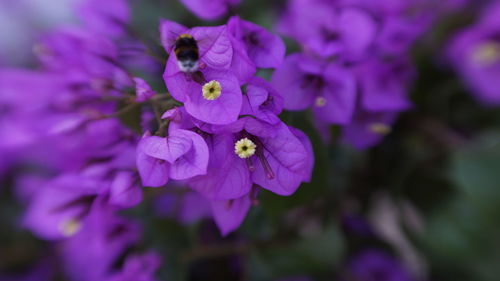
[137,18,312,235]
[0,0,314,278]
[271,0,462,149]
[0,0,162,280]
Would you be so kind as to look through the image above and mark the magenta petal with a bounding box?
[228,16,285,68]
[313,64,357,124]
[252,122,309,196]
[23,187,88,240]
[189,134,252,200]
[169,129,209,180]
[164,57,190,102]
[191,25,233,70]
[339,8,377,60]
[159,19,189,52]
[136,150,169,187]
[109,171,142,208]
[140,135,193,163]
[211,194,252,236]
[184,71,242,125]
[271,54,314,110]
[289,127,314,182]
[229,34,256,83]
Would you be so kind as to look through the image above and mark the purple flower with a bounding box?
[211,193,252,236]
[341,111,397,150]
[60,202,142,281]
[75,0,130,37]
[161,21,255,124]
[136,129,209,187]
[342,249,414,281]
[447,2,500,105]
[355,58,414,113]
[271,53,357,125]
[23,163,142,240]
[187,117,313,200]
[228,16,285,68]
[179,0,241,20]
[240,76,284,124]
[278,0,377,60]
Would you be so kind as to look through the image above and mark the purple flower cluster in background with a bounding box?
[272,0,464,149]
[447,1,500,105]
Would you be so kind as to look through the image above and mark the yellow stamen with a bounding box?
[234,138,257,159]
[369,123,392,135]
[472,42,500,66]
[59,218,81,237]
[315,96,327,107]
[202,80,222,100]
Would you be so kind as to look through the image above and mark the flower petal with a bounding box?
[169,129,209,180]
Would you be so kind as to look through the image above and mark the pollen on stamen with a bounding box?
[202,80,222,100]
[59,218,82,237]
[472,42,500,66]
[369,122,392,135]
[315,96,327,107]
[234,138,257,159]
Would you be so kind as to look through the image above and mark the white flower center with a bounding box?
[202,80,222,100]
[369,123,392,135]
[59,218,82,237]
[315,96,327,107]
[472,42,500,66]
[234,138,257,159]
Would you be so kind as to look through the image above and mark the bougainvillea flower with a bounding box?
[188,117,312,200]
[179,0,241,20]
[75,0,130,37]
[341,111,398,150]
[34,27,118,79]
[278,0,376,60]
[240,76,284,124]
[161,20,255,83]
[228,16,285,68]
[136,129,209,187]
[271,53,357,124]
[23,164,142,240]
[61,203,142,281]
[355,58,414,112]
[161,21,255,124]
[447,2,500,105]
[211,193,252,236]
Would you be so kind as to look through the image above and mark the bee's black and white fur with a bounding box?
[174,34,200,72]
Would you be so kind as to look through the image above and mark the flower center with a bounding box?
[59,218,82,237]
[472,42,500,66]
[369,123,391,135]
[202,80,222,100]
[315,96,327,107]
[234,138,257,159]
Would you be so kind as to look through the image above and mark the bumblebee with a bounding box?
[174,34,199,72]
